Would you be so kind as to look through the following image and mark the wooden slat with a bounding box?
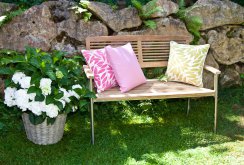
[204,65,221,75]
[140,61,168,68]
[83,65,94,79]
[142,52,169,55]
[94,80,215,102]
[86,35,190,68]
[143,55,169,58]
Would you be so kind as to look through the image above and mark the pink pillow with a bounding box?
[105,43,146,93]
[82,49,117,93]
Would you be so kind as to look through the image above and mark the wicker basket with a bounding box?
[22,113,67,145]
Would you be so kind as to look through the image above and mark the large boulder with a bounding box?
[86,1,142,32]
[0,4,57,51]
[57,19,108,43]
[118,18,192,42]
[187,0,244,30]
[0,2,17,16]
[220,66,241,88]
[207,26,244,65]
[142,0,179,18]
[42,0,77,23]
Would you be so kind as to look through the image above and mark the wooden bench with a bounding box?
[83,35,221,144]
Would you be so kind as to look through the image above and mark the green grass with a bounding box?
[0,88,243,165]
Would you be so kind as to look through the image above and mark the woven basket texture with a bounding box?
[22,113,67,145]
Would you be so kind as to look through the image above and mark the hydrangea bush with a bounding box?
[0,47,94,125]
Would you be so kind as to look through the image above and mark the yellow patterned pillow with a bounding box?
[166,41,210,87]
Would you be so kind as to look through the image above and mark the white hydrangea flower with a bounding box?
[68,90,80,99]
[19,76,31,89]
[28,101,44,116]
[70,84,82,99]
[45,104,59,118]
[40,78,52,96]
[4,87,17,107]
[59,100,66,108]
[12,72,26,84]
[59,88,71,103]
[28,93,36,101]
[72,84,82,89]
[15,89,30,111]
[72,106,78,112]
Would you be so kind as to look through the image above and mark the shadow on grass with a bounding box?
[0,88,243,164]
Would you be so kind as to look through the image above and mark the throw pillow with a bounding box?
[166,41,210,87]
[105,43,146,93]
[82,49,117,93]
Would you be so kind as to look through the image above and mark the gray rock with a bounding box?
[42,0,76,23]
[0,4,57,51]
[220,66,241,88]
[235,64,244,74]
[187,0,244,30]
[57,18,108,43]
[143,0,179,18]
[207,26,244,65]
[86,1,142,32]
[118,18,192,43]
[0,2,18,16]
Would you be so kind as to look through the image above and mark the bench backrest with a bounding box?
[86,35,190,68]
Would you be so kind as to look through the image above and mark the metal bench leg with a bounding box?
[214,74,218,133]
[90,98,94,145]
[187,98,190,116]
[214,96,217,133]
[89,78,95,144]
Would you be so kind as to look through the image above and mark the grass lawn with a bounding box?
[0,88,243,165]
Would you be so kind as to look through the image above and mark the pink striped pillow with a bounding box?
[82,49,117,93]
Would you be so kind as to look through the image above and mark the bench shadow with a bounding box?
[66,98,243,164]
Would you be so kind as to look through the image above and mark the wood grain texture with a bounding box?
[204,65,221,75]
[94,79,215,102]
[86,35,190,68]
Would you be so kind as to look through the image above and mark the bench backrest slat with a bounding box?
[86,35,190,68]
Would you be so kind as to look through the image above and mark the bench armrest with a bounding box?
[83,65,94,79]
[204,65,221,75]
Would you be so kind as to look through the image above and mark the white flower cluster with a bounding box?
[4,72,83,118]
[59,84,82,112]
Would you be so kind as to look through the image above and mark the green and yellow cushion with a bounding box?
[166,41,210,87]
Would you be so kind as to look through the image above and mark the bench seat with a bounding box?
[95,79,215,102]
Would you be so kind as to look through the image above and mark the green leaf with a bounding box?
[84,91,96,98]
[47,117,56,125]
[52,51,64,64]
[144,20,157,29]
[0,67,15,75]
[46,95,55,105]
[35,94,45,101]
[4,79,11,87]
[65,104,73,114]
[1,57,12,65]
[30,73,41,86]
[46,69,56,80]
[29,113,46,125]
[54,92,64,100]
[12,55,26,63]
[79,100,88,110]
[27,86,37,94]
[54,101,64,111]
[29,57,41,68]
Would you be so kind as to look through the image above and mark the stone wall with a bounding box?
[0,0,243,90]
